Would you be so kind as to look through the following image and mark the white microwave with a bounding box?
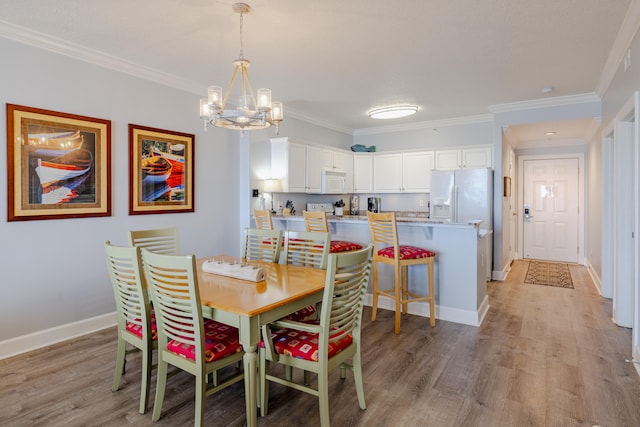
[321,170,346,194]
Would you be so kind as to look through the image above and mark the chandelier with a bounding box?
[199,3,283,134]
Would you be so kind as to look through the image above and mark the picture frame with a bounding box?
[129,124,194,215]
[503,176,512,197]
[6,104,111,221]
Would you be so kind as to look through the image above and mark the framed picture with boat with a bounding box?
[6,104,111,221]
[128,124,194,215]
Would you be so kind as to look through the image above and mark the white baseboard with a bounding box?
[364,294,487,327]
[492,264,510,281]
[585,260,603,295]
[0,312,116,360]
[4,293,491,360]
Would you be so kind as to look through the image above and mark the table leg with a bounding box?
[242,345,258,427]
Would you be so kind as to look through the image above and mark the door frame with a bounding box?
[517,153,585,264]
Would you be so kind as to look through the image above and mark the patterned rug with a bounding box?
[524,260,574,288]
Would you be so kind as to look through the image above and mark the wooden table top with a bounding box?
[196,257,326,317]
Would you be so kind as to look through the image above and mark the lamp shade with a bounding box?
[263,178,281,193]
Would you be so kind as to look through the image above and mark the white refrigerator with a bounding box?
[430,168,493,232]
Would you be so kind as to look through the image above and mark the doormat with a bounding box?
[524,261,574,288]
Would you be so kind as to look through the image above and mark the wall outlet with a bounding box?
[419,199,424,207]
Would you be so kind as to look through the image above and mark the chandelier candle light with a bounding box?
[199,3,283,134]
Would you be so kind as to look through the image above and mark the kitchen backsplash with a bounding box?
[252,192,430,216]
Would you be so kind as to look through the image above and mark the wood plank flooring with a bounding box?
[2,260,640,426]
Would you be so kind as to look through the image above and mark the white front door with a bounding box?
[522,157,580,263]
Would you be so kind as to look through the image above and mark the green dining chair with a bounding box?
[283,230,331,269]
[104,241,156,414]
[241,228,283,263]
[259,245,373,426]
[141,249,244,426]
[128,227,179,255]
[282,230,331,323]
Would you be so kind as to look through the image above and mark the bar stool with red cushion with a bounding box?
[367,211,436,334]
[303,210,363,253]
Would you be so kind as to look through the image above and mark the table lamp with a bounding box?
[263,178,281,214]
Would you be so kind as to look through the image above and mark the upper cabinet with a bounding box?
[374,151,434,193]
[435,146,493,170]
[306,145,323,193]
[373,153,403,192]
[323,148,354,192]
[271,138,307,192]
[353,154,373,193]
[402,151,435,192]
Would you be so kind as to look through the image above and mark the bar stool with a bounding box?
[254,209,274,230]
[367,211,436,334]
[303,210,362,253]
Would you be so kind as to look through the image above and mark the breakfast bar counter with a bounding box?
[269,214,491,327]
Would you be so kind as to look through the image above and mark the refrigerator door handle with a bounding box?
[453,185,458,222]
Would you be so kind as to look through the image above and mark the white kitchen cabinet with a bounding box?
[434,146,492,170]
[373,151,434,193]
[353,154,373,193]
[271,138,306,192]
[271,137,322,193]
[434,150,462,170]
[306,145,322,193]
[322,148,354,192]
[402,151,434,192]
[462,146,493,168]
[373,153,403,192]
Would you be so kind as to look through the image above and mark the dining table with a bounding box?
[196,256,326,427]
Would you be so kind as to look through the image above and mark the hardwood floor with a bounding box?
[2,260,640,426]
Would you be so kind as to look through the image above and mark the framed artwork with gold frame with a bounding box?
[128,124,194,215]
[6,104,111,221]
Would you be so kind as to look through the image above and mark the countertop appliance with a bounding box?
[367,197,381,213]
[430,168,493,231]
[306,202,335,214]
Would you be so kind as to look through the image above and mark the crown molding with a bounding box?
[0,19,202,94]
[284,108,354,135]
[595,0,640,97]
[352,114,494,136]
[489,93,601,114]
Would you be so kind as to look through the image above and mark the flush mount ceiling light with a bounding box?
[199,3,283,135]
[368,105,419,120]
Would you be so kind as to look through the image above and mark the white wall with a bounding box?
[0,38,243,342]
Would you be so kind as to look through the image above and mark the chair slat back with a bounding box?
[128,227,179,255]
[254,209,274,230]
[284,230,331,269]
[303,210,329,232]
[141,249,204,364]
[242,228,283,263]
[105,241,151,337]
[320,245,373,346]
[367,212,399,248]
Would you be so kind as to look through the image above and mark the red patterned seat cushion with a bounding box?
[329,240,363,253]
[284,304,317,321]
[378,245,436,260]
[126,310,158,340]
[260,320,353,362]
[166,320,242,363]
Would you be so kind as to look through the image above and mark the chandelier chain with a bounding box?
[238,10,244,60]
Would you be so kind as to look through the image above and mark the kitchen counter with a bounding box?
[266,213,491,327]
[273,213,485,232]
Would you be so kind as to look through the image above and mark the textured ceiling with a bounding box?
[0,0,633,138]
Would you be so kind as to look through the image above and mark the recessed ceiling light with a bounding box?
[368,105,419,119]
[545,131,556,136]
[542,87,554,94]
